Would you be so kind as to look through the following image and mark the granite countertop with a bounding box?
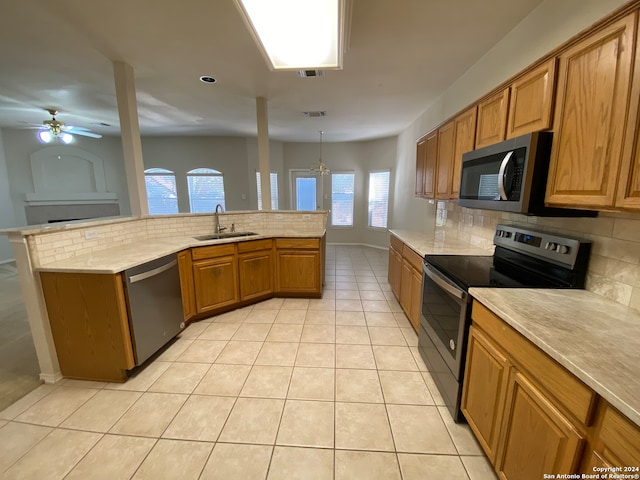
[470,287,640,427]
[389,229,495,257]
[36,231,323,274]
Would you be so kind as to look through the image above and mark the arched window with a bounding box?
[144,168,178,215]
[187,168,226,212]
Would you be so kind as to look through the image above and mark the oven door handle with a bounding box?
[498,150,514,201]
[423,263,467,301]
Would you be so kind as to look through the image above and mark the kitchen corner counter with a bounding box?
[389,229,494,257]
[34,231,325,274]
[469,287,640,427]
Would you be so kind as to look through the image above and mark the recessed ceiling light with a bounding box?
[303,111,327,118]
[199,76,217,84]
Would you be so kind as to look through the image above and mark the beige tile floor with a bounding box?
[0,245,497,480]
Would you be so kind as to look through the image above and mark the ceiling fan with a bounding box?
[25,109,103,144]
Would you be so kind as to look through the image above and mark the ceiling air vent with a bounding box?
[302,111,327,118]
[298,70,324,78]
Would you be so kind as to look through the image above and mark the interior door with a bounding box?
[290,170,323,210]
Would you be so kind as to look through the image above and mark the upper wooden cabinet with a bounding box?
[452,108,478,197]
[436,121,455,199]
[415,131,438,198]
[476,90,509,149]
[507,58,556,139]
[546,13,637,209]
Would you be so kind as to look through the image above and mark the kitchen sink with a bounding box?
[193,232,258,241]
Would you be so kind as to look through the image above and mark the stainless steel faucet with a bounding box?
[214,204,226,234]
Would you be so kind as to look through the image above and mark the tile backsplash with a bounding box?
[437,201,640,312]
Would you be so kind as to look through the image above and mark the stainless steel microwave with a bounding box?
[457,132,594,217]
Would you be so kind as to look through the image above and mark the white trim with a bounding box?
[39,371,64,384]
[25,193,118,204]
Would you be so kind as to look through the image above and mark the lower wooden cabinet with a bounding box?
[238,239,274,302]
[275,238,321,297]
[496,371,584,480]
[40,272,135,382]
[388,234,422,332]
[463,300,640,479]
[177,250,196,321]
[193,252,239,314]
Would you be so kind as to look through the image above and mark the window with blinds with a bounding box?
[368,170,390,228]
[256,171,279,210]
[331,172,355,226]
[187,168,226,213]
[144,168,179,215]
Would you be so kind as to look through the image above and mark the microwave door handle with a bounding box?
[498,150,514,201]
[423,264,467,301]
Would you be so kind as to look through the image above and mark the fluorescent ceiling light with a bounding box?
[236,0,344,70]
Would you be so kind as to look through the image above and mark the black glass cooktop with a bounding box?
[425,255,496,290]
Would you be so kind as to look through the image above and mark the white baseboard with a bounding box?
[326,242,387,251]
[39,371,64,384]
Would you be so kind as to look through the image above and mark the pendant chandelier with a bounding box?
[310,130,331,176]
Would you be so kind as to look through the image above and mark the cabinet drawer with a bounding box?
[192,243,236,260]
[237,238,273,253]
[598,405,640,466]
[472,301,597,426]
[390,234,404,253]
[275,238,319,249]
[402,244,423,272]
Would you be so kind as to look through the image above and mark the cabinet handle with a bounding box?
[498,150,514,201]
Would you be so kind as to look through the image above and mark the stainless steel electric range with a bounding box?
[417,224,591,422]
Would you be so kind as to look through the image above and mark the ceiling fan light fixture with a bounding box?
[38,130,52,143]
[310,130,331,176]
[235,0,345,70]
[60,133,73,144]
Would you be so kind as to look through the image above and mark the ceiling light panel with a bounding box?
[235,0,344,70]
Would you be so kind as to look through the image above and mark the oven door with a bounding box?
[418,262,471,380]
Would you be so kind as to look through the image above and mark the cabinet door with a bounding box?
[452,108,478,198]
[408,266,422,333]
[399,258,413,315]
[416,136,427,197]
[507,58,556,139]
[495,371,584,480]
[476,90,509,149]
[177,250,196,321]
[461,325,510,464]
[423,130,438,198]
[436,121,455,199]
[193,255,239,313]
[546,14,636,208]
[238,249,274,301]
[388,246,402,299]
[276,250,321,295]
[617,130,640,209]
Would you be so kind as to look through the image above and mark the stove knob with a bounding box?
[556,244,569,254]
[545,242,556,250]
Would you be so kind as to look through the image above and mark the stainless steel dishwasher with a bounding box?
[123,253,185,365]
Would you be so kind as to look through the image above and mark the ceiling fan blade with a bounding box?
[70,129,102,139]
[63,125,90,132]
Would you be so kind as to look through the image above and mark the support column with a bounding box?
[256,97,272,210]
[113,61,148,216]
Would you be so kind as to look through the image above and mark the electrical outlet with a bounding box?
[303,214,311,220]
[84,230,98,240]
[275,214,284,220]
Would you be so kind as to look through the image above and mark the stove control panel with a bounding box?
[494,224,591,269]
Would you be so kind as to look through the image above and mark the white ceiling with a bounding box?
[0,0,544,143]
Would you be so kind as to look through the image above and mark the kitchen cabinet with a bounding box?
[238,238,274,302]
[388,234,422,332]
[388,235,403,298]
[192,243,239,314]
[546,13,637,209]
[436,121,455,199]
[40,272,134,382]
[177,250,196,322]
[475,90,509,149]
[506,58,556,139]
[452,107,478,198]
[275,238,322,297]
[415,131,437,198]
[463,300,640,479]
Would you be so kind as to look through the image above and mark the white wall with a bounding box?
[0,129,16,261]
[392,0,630,233]
[283,136,397,247]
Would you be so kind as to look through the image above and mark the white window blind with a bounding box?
[331,172,355,226]
[368,170,390,228]
[144,168,178,215]
[187,168,226,213]
[256,171,279,210]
